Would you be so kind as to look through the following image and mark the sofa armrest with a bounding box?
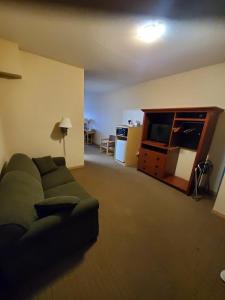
[34,196,80,218]
[0,224,26,254]
[52,157,66,167]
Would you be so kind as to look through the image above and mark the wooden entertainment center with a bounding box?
[138,107,223,194]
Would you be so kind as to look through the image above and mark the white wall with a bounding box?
[85,62,225,193]
[213,169,225,217]
[175,149,197,181]
[0,39,84,169]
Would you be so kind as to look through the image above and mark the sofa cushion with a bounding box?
[44,181,91,201]
[52,157,66,167]
[33,156,57,176]
[34,196,80,218]
[0,171,44,230]
[71,197,99,218]
[21,214,64,241]
[41,166,74,190]
[44,181,99,218]
[22,197,99,242]
[0,224,26,253]
[6,153,41,183]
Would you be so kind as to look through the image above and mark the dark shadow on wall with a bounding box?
[208,112,225,194]
[50,122,66,157]
[0,162,8,180]
[50,122,63,141]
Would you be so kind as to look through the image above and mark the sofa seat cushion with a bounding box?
[44,180,99,221]
[0,171,44,230]
[34,196,80,218]
[0,224,26,253]
[41,166,74,190]
[21,214,65,241]
[6,153,41,183]
[44,181,91,201]
[22,197,99,242]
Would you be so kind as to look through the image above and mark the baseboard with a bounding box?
[85,142,100,147]
[68,164,84,171]
[212,209,225,220]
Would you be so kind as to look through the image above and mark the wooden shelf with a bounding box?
[175,118,205,122]
[142,107,223,113]
[142,140,179,151]
[142,140,166,147]
[163,176,189,192]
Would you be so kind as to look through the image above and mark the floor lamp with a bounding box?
[59,117,72,157]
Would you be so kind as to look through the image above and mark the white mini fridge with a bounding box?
[115,139,127,163]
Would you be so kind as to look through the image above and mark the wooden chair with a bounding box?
[100,135,116,155]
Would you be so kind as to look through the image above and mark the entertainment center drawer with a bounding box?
[138,162,165,179]
[148,167,165,179]
[139,149,167,165]
[138,148,167,179]
[149,152,167,166]
[138,156,151,172]
[138,163,149,173]
[139,148,151,159]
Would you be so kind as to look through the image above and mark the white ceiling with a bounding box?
[0,1,225,95]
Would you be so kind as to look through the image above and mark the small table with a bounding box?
[84,130,95,144]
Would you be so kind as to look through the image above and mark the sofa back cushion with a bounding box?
[6,153,41,183]
[42,166,74,190]
[32,156,58,176]
[0,171,44,230]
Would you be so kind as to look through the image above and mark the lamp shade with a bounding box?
[59,117,72,129]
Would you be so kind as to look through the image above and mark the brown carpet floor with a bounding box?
[16,145,225,299]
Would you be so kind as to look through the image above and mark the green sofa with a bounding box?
[0,153,99,283]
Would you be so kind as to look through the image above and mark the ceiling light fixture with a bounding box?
[137,21,166,43]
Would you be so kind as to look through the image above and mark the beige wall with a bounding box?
[0,38,22,77]
[0,49,84,169]
[213,171,225,217]
[0,116,8,170]
[85,62,225,193]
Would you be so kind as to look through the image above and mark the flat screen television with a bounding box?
[149,123,171,144]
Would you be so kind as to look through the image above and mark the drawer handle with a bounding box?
[154,172,158,176]
[143,167,146,170]
[155,165,159,169]
[156,157,160,161]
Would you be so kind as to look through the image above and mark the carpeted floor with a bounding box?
[15,145,225,299]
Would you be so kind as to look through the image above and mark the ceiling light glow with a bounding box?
[137,22,166,43]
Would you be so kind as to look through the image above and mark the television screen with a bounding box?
[149,123,170,144]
